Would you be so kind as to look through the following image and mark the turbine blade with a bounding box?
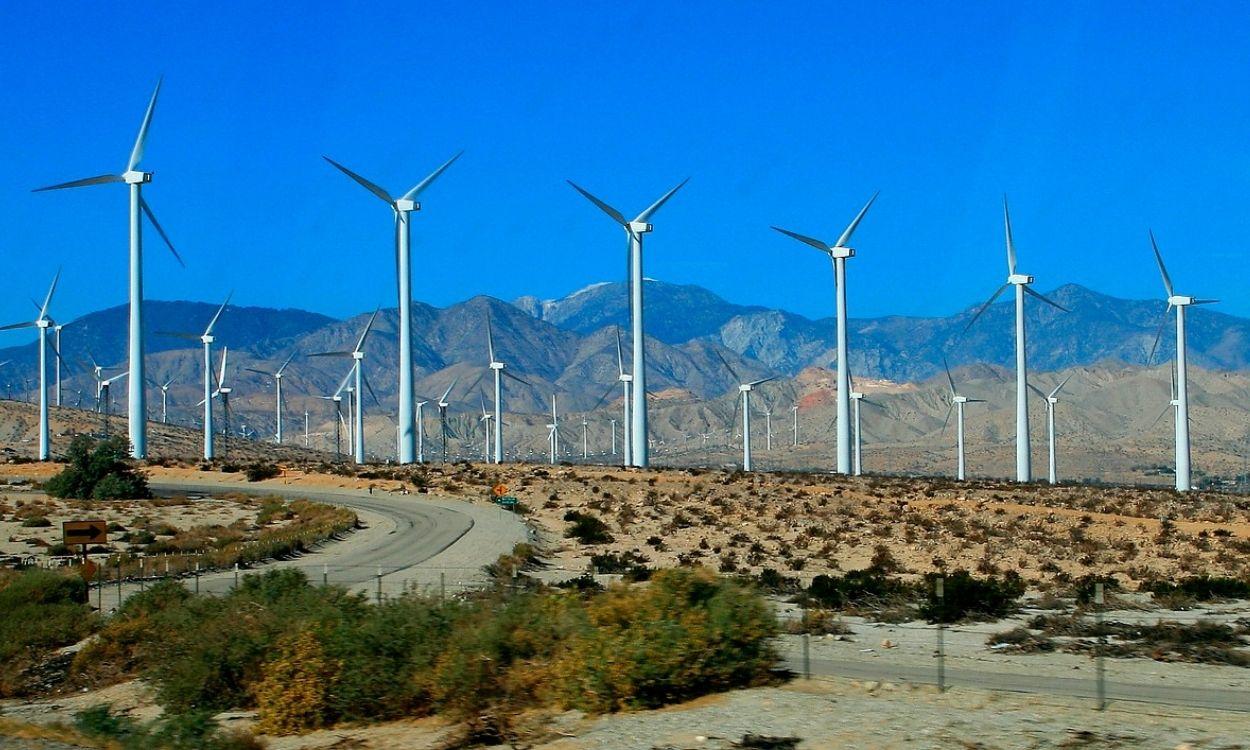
[1022,285,1069,312]
[502,369,531,387]
[962,284,1009,333]
[0,321,37,332]
[834,191,879,248]
[1026,382,1046,399]
[567,180,626,225]
[486,311,496,363]
[615,325,626,376]
[217,347,229,387]
[204,292,233,336]
[942,356,957,397]
[966,398,987,403]
[276,352,296,375]
[941,402,955,435]
[438,376,459,404]
[334,366,354,398]
[633,177,690,223]
[354,308,380,352]
[323,156,394,205]
[139,197,185,267]
[1003,196,1017,275]
[155,331,202,341]
[401,151,463,201]
[1146,303,1172,365]
[1048,374,1072,399]
[748,375,778,388]
[362,369,384,409]
[770,226,831,253]
[32,173,124,192]
[589,381,617,413]
[1148,230,1175,298]
[1191,298,1219,305]
[1149,402,1172,430]
[711,347,741,384]
[243,368,270,377]
[127,78,162,172]
[307,351,353,358]
[39,269,61,320]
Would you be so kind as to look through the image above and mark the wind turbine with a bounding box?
[323,152,461,465]
[99,371,128,436]
[478,393,494,463]
[149,376,175,424]
[614,326,633,467]
[772,193,878,475]
[0,270,61,459]
[791,404,799,447]
[1147,232,1215,492]
[159,293,230,460]
[484,312,530,464]
[317,366,354,460]
[714,348,775,472]
[568,177,688,467]
[310,310,379,464]
[848,373,886,477]
[1029,376,1072,485]
[963,198,1068,482]
[200,347,235,455]
[547,394,561,465]
[53,325,64,407]
[245,353,296,444]
[34,79,184,458]
[436,377,459,463]
[941,358,985,481]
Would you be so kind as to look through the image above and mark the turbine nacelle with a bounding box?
[831,246,855,259]
[394,198,419,212]
[627,220,653,234]
[122,170,152,185]
[201,334,214,344]
[1168,295,1195,307]
[952,395,969,404]
[1008,273,1034,285]
[489,362,504,370]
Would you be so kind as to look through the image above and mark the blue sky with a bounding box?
[2,2,1249,332]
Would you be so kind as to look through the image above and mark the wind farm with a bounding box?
[3,6,1250,746]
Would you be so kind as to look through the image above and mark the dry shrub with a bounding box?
[254,630,340,735]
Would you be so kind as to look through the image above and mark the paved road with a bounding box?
[780,653,1249,714]
[93,479,530,609]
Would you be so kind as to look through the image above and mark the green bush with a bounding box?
[805,568,914,609]
[1145,576,1250,602]
[74,704,263,750]
[0,569,97,696]
[44,435,150,500]
[563,510,613,545]
[590,550,652,581]
[245,463,282,482]
[1071,574,1120,604]
[920,570,1025,623]
[20,516,52,527]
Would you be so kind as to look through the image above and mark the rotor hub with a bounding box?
[394,198,419,212]
[122,170,151,185]
[1008,273,1033,285]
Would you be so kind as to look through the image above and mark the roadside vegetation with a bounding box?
[65,565,776,743]
[44,436,151,500]
[0,569,97,697]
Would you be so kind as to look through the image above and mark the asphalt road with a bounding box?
[780,653,1250,714]
[93,479,530,609]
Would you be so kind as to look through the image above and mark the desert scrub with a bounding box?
[563,509,614,544]
[43,435,151,500]
[921,570,1025,623]
[0,569,98,697]
[84,567,777,734]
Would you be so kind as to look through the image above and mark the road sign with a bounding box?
[495,495,518,507]
[63,520,108,546]
[492,483,508,497]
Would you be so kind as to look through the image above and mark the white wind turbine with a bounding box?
[323,152,461,465]
[848,373,886,477]
[316,366,355,460]
[146,376,176,424]
[34,79,184,458]
[1028,376,1072,485]
[310,311,379,465]
[791,404,799,447]
[1147,232,1216,492]
[0,270,61,459]
[941,358,985,481]
[568,178,689,467]
[714,348,776,472]
[99,371,129,436]
[963,198,1068,482]
[245,353,296,444]
[772,193,878,475]
[478,393,493,463]
[485,312,530,464]
[547,394,561,465]
[200,347,236,454]
[436,377,459,463]
[159,293,230,460]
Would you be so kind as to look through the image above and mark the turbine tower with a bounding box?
[484,312,529,464]
[615,327,633,467]
[941,358,985,481]
[245,353,296,444]
[34,79,184,458]
[715,347,775,472]
[1148,232,1216,492]
[154,377,175,424]
[791,404,799,447]
[964,198,1068,482]
[772,193,878,474]
[310,310,379,464]
[0,270,61,460]
[160,293,229,460]
[848,373,885,477]
[1029,376,1072,485]
[415,399,428,463]
[322,152,461,465]
[202,348,234,455]
[568,178,688,467]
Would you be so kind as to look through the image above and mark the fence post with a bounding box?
[96,563,103,611]
[802,632,811,680]
[1094,582,1106,710]
[323,564,328,588]
[116,560,121,604]
[234,563,240,590]
[194,562,200,594]
[936,576,946,693]
[440,571,446,601]
[139,558,145,592]
[376,566,383,604]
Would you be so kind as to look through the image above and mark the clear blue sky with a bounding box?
[2,2,1249,331]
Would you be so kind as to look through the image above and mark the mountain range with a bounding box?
[0,279,1245,452]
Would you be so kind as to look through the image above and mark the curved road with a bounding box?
[96,479,530,609]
